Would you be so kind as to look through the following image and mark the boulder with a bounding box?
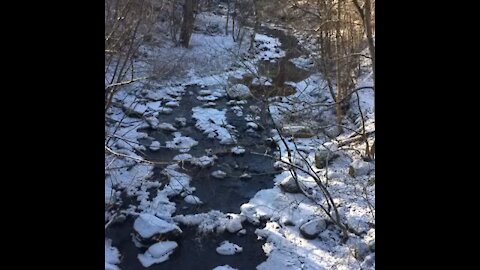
[346,237,370,260]
[349,160,375,176]
[314,142,338,168]
[299,218,327,239]
[227,84,251,99]
[279,176,300,193]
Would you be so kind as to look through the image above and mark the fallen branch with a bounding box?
[105,146,170,165]
[337,130,375,147]
[105,76,148,91]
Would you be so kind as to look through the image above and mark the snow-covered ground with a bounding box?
[105,8,374,270]
[247,25,375,270]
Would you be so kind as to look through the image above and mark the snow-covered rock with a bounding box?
[231,146,246,155]
[278,176,300,193]
[173,153,193,161]
[349,159,374,176]
[216,241,243,255]
[240,173,252,179]
[123,102,148,117]
[165,101,180,107]
[173,211,244,234]
[325,126,342,138]
[212,170,227,179]
[149,141,161,151]
[199,90,212,96]
[299,218,327,239]
[114,139,132,151]
[146,116,160,129]
[105,239,120,270]
[326,168,346,180]
[175,117,187,127]
[315,142,338,168]
[162,164,192,197]
[283,125,315,138]
[184,195,203,205]
[158,122,177,132]
[192,107,236,145]
[144,90,164,101]
[226,214,244,233]
[251,76,272,87]
[197,94,220,101]
[227,84,251,99]
[346,237,370,260]
[212,265,238,270]
[203,102,217,107]
[159,107,173,114]
[166,132,198,152]
[137,241,178,267]
[273,161,287,170]
[189,155,217,168]
[360,253,375,269]
[246,122,259,130]
[231,105,243,117]
[133,213,182,239]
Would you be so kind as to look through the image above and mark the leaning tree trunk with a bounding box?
[180,0,195,48]
[364,0,375,118]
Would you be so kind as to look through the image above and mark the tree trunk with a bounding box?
[230,0,237,41]
[225,0,230,35]
[335,0,343,132]
[364,0,375,83]
[180,0,195,48]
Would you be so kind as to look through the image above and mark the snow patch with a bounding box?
[166,132,198,152]
[192,107,236,144]
[255,33,285,60]
[174,210,245,234]
[133,213,182,239]
[162,164,192,197]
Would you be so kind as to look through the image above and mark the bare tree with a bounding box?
[105,0,156,111]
